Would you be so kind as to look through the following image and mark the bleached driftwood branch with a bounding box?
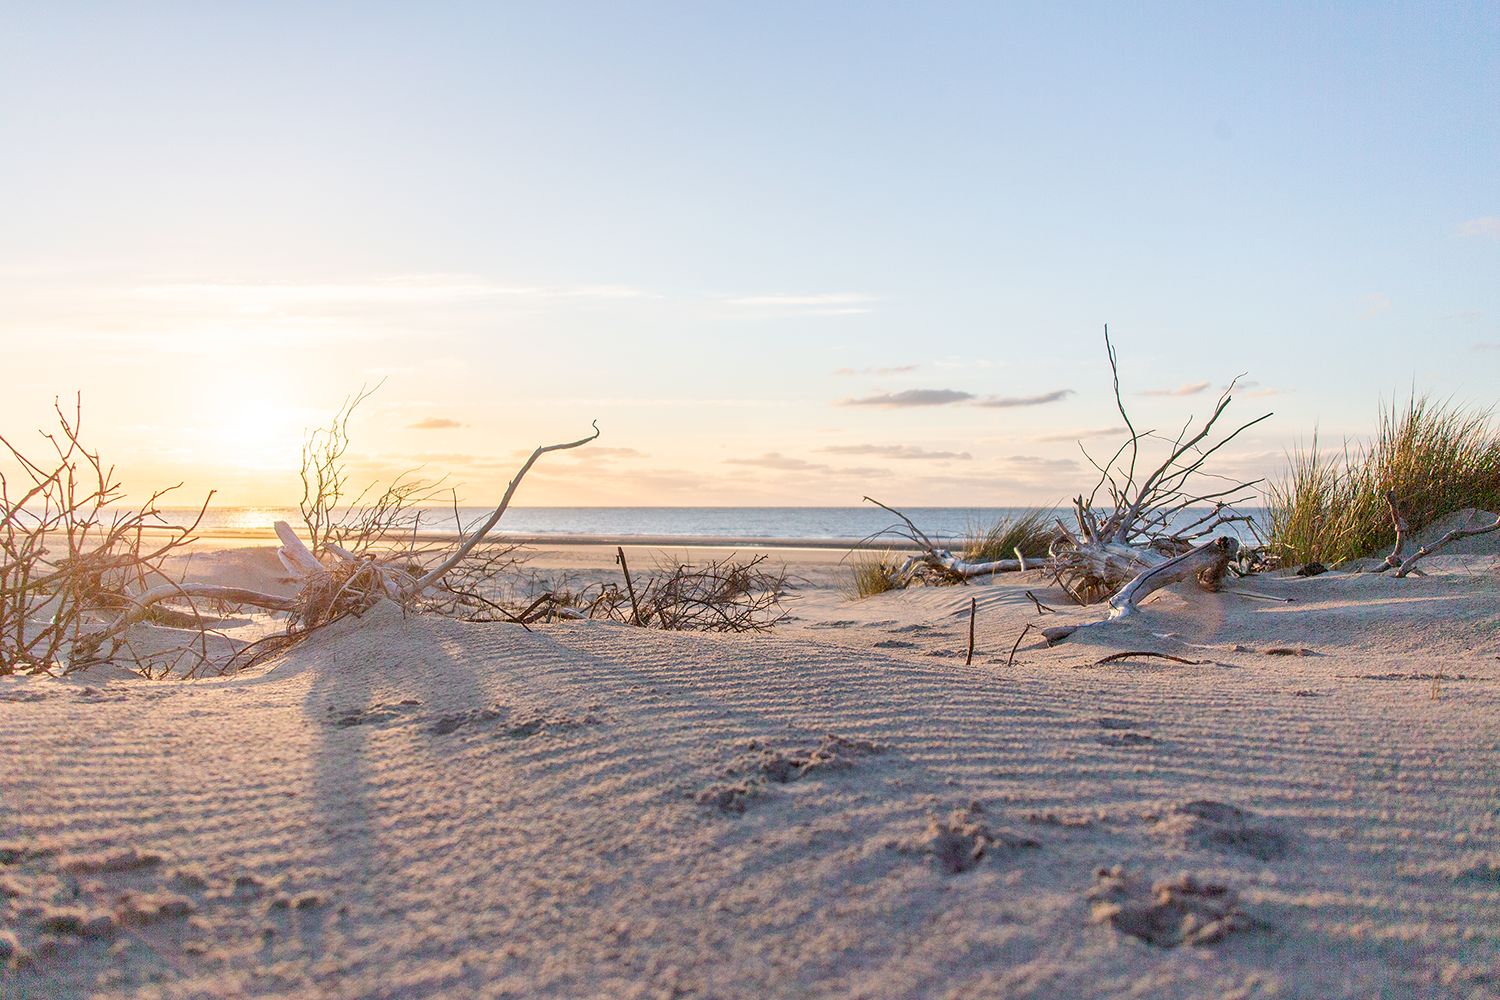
[1051,327,1267,602]
[408,421,600,597]
[1375,491,1500,578]
[74,582,299,662]
[862,497,1043,584]
[1041,537,1238,643]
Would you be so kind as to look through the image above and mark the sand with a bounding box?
[3,543,1499,998]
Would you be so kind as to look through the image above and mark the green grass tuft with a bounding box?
[845,551,902,599]
[1268,396,1500,566]
[959,508,1057,563]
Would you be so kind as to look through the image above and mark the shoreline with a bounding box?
[171,527,930,551]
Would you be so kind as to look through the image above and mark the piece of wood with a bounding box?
[616,546,643,626]
[274,520,323,577]
[76,583,300,660]
[861,497,1046,583]
[1007,623,1036,666]
[965,597,977,665]
[1392,510,1500,577]
[1041,537,1238,644]
[1094,651,1206,666]
[409,422,599,596]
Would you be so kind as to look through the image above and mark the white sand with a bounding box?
[3,546,1499,998]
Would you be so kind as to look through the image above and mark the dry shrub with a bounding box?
[514,554,789,631]
[1,397,211,675]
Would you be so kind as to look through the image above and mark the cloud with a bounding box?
[1034,426,1128,443]
[1140,381,1211,398]
[726,293,876,307]
[1474,342,1500,351]
[723,453,831,472]
[817,444,972,461]
[1360,293,1392,319]
[833,364,920,376]
[1457,216,1500,239]
[551,446,646,460]
[130,275,656,312]
[408,417,464,430]
[840,388,975,408]
[974,389,1074,408]
[1002,454,1081,472]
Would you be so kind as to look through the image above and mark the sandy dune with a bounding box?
[3,549,1499,998]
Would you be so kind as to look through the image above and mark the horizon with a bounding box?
[3,3,1496,508]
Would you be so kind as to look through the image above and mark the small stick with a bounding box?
[1007,623,1035,666]
[1094,651,1205,666]
[1225,589,1293,603]
[1014,547,1027,573]
[616,546,643,626]
[965,596,977,665]
[1025,590,1055,614]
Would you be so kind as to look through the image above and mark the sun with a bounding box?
[205,394,307,473]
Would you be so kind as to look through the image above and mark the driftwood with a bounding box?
[1375,491,1500,578]
[1041,537,1238,643]
[1051,328,1267,602]
[861,497,1040,584]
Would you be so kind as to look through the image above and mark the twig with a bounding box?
[616,546,644,626]
[1225,589,1293,603]
[966,597,976,665]
[1025,590,1055,614]
[1094,651,1206,666]
[1007,623,1036,666]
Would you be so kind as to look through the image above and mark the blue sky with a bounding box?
[1,2,1496,505]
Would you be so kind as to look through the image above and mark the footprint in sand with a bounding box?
[1150,800,1290,860]
[1088,866,1266,947]
[328,699,422,729]
[900,802,1040,874]
[1095,717,1157,747]
[431,708,595,739]
[873,639,918,649]
[696,735,886,816]
[1099,731,1156,747]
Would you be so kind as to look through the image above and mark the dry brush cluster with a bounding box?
[1,394,790,679]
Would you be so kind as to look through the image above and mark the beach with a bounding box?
[3,541,1498,998]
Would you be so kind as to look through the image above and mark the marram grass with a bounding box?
[1268,396,1500,566]
[845,552,902,599]
[960,508,1057,563]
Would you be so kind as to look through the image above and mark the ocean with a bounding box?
[159,506,1268,546]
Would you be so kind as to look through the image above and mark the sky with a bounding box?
[1,2,1496,508]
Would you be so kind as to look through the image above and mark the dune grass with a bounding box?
[960,508,1057,563]
[845,552,902,599]
[1268,396,1500,566]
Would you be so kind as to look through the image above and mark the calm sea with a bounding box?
[159,506,1267,546]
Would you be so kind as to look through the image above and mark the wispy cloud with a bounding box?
[833,364,919,376]
[724,452,830,471]
[1002,454,1081,472]
[1140,381,1211,397]
[726,293,876,307]
[974,389,1074,408]
[132,275,656,311]
[408,417,464,430]
[1360,293,1392,319]
[840,388,975,408]
[1474,342,1500,351]
[1457,216,1500,239]
[1034,426,1128,443]
[817,444,972,461]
